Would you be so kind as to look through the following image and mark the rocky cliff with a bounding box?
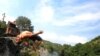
[0,37,20,56]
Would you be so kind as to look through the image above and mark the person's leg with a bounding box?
[35,36,43,47]
[32,42,37,51]
[29,35,43,51]
[35,40,43,48]
[5,27,12,36]
[8,28,12,34]
[5,27,9,34]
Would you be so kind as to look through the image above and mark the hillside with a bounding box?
[29,36,100,56]
[0,35,100,56]
[42,36,100,56]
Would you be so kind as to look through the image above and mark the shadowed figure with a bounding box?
[5,21,20,36]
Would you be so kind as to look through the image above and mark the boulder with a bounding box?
[0,37,20,56]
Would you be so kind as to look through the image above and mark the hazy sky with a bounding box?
[0,0,100,45]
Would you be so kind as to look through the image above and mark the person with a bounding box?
[15,30,43,51]
[15,30,43,42]
[5,21,20,36]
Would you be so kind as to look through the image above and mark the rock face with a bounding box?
[0,37,20,56]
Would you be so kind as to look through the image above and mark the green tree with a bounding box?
[0,21,6,35]
[16,16,33,32]
[60,44,72,56]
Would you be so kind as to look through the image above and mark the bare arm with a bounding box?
[33,30,43,35]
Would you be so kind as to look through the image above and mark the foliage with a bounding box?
[16,16,33,32]
[60,36,100,56]
[0,21,6,34]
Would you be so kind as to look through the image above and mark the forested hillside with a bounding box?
[43,36,100,56]
[20,35,100,56]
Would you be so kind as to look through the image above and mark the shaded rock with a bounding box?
[0,37,20,56]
